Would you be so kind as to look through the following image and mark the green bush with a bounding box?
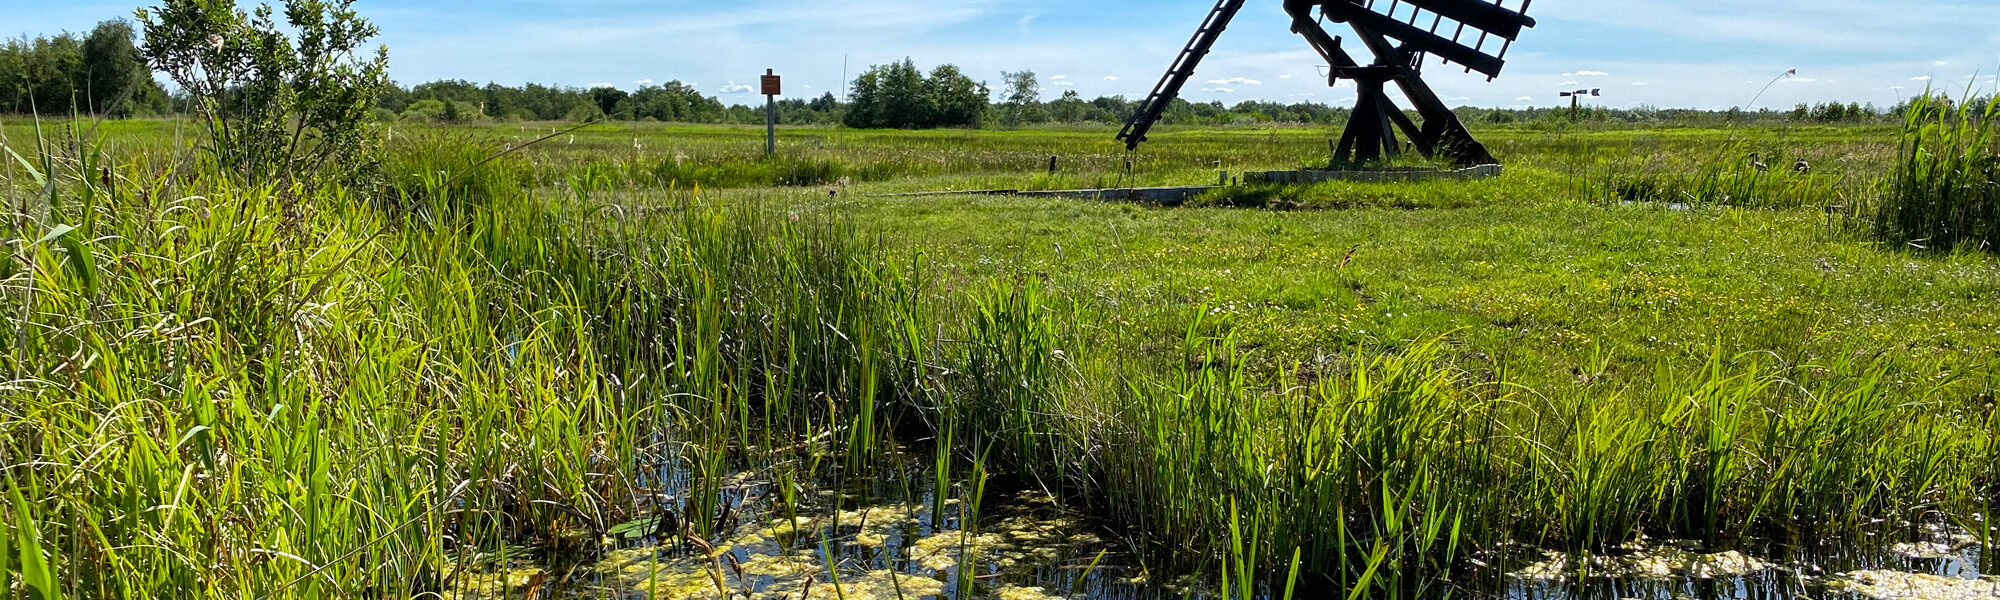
[138,0,391,184]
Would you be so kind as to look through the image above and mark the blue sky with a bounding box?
[10,0,2000,110]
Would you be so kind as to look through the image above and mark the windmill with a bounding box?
[1560,88,1601,117]
[1118,0,1537,168]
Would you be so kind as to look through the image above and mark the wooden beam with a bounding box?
[1320,2,1508,76]
[1396,0,1534,40]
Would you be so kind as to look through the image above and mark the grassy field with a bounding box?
[3,114,1997,599]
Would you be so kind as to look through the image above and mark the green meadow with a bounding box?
[4,112,1998,599]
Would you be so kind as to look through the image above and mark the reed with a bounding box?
[1875,91,2000,252]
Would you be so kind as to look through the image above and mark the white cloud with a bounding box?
[1559,81,1579,86]
[589,82,614,89]
[1783,77,1817,83]
[719,82,755,94]
[1050,74,1067,80]
[1910,75,1932,81]
[635,78,654,86]
[1632,82,1650,86]
[1279,73,1293,79]
[1051,81,1075,87]
[1516,96,1534,101]
[1565,70,1610,77]
[1102,75,1117,81]
[1204,77,1262,86]
[1201,87,1236,93]
[1935,60,1950,66]
[1016,14,1037,30]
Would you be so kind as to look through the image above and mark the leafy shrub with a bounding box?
[136,0,391,184]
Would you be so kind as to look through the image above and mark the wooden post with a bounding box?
[762,69,781,156]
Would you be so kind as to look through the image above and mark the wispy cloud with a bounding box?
[1102,75,1117,81]
[1910,75,1932,81]
[719,82,755,94]
[1631,82,1649,86]
[1201,87,1236,93]
[1564,70,1610,77]
[1205,77,1261,86]
[1016,14,1037,31]
[635,78,654,86]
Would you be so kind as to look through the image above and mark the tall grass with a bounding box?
[932,289,1993,596]
[1875,92,2000,252]
[0,125,927,598]
[2,117,1994,599]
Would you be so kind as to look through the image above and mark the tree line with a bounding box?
[0,20,172,116]
[4,30,1977,131]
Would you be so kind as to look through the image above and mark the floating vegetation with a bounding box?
[1509,542,1778,582]
[447,490,1119,600]
[1832,570,2000,600]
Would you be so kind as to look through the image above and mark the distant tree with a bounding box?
[1048,89,1086,123]
[880,59,929,126]
[1000,69,1040,129]
[846,59,926,128]
[588,86,628,118]
[0,34,85,114]
[82,20,157,115]
[924,64,987,128]
[843,60,988,129]
[809,91,838,112]
[1090,95,1135,123]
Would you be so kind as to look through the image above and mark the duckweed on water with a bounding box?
[1833,570,2000,600]
[530,494,1109,599]
[1510,542,1778,581]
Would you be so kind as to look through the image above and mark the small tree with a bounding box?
[1000,69,1041,129]
[137,0,391,184]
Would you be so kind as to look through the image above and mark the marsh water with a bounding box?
[445,443,1996,600]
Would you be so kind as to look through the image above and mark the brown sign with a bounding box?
[761,73,781,96]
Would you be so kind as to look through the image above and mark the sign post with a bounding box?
[762,69,781,156]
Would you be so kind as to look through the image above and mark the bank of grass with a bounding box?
[2,117,1996,599]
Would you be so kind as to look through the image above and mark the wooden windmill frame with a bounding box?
[1119,0,1537,168]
